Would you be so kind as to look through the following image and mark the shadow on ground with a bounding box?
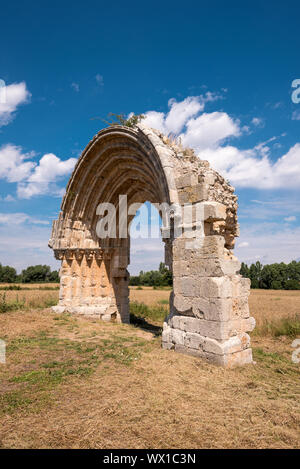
[130,313,162,337]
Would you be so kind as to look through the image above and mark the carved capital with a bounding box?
[65,249,75,260]
[74,249,84,261]
[54,249,65,260]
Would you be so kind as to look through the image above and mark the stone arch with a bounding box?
[49,124,255,367]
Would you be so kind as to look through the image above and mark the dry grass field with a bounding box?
[0,285,299,449]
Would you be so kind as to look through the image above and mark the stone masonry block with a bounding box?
[186,258,240,277]
[198,276,233,298]
[185,332,205,350]
[232,276,251,297]
[173,276,196,297]
[174,344,206,358]
[178,184,208,204]
[232,296,250,319]
[205,348,253,367]
[203,333,250,355]
[168,313,255,341]
[192,297,233,321]
[173,294,192,315]
[202,201,227,221]
[175,173,198,189]
[170,328,185,345]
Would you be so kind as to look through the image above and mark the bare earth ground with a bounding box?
[0,287,299,449]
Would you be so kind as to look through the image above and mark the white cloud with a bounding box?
[165,97,204,134]
[251,117,264,127]
[236,224,300,265]
[180,112,241,150]
[292,110,300,120]
[5,194,15,202]
[239,198,300,220]
[143,96,300,189]
[129,236,164,275]
[0,82,30,126]
[0,144,35,182]
[237,241,249,248]
[0,194,15,202]
[284,216,296,222]
[0,224,59,272]
[95,74,104,86]
[0,212,49,225]
[143,93,223,136]
[0,144,77,199]
[200,142,300,189]
[71,82,80,92]
[17,153,77,199]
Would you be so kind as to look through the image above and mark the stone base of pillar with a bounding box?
[162,313,254,368]
[52,304,128,323]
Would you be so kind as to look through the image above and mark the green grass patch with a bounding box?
[158,299,169,305]
[0,391,34,413]
[130,301,167,324]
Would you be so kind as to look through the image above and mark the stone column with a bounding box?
[162,201,255,368]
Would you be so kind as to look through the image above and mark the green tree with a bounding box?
[49,270,60,282]
[21,265,52,283]
[0,263,17,283]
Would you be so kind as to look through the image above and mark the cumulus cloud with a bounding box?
[0,81,30,126]
[18,153,77,199]
[284,216,296,222]
[0,144,35,182]
[143,96,300,189]
[180,112,240,150]
[0,144,77,199]
[143,93,223,135]
[199,142,300,189]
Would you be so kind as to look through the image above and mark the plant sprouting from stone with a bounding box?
[102,113,145,128]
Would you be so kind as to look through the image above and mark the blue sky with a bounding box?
[0,0,300,274]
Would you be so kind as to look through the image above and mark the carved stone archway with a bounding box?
[49,124,255,367]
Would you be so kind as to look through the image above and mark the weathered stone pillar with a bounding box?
[53,248,120,321]
[162,200,255,367]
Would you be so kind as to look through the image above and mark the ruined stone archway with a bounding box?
[49,124,255,367]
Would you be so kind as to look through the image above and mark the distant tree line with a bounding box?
[2,259,300,290]
[129,262,172,287]
[0,263,60,283]
[240,261,300,290]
